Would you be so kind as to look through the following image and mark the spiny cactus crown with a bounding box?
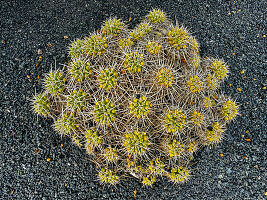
[32,9,238,186]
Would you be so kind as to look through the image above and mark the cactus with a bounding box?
[119,38,134,49]
[84,128,103,154]
[148,158,165,175]
[146,41,162,55]
[209,59,228,80]
[32,9,238,186]
[84,34,107,56]
[69,39,85,58]
[202,97,214,108]
[103,147,119,162]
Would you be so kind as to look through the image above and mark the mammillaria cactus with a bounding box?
[32,9,238,186]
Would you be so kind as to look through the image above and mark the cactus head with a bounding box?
[123,131,150,156]
[168,27,189,50]
[202,97,214,108]
[103,147,119,162]
[45,71,66,95]
[119,38,134,49]
[168,140,185,158]
[84,128,103,154]
[142,175,157,186]
[188,37,199,52]
[129,22,151,40]
[124,52,144,73]
[102,18,124,36]
[84,34,107,57]
[98,68,118,90]
[168,166,190,183]
[187,75,203,93]
[191,111,205,126]
[210,59,228,80]
[188,53,201,69]
[69,39,85,58]
[69,60,92,82]
[156,68,175,88]
[164,109,186,133]
[146,41,162,55]
[148,158,165,175]
[67,89,87,112]
[33,93,50,116]
[206,74,217,90]
[221,100,238,121]
[205,122,224,143]
[94,99,116,125]
[129,96,152,119]
[147,9,166,24]
[54,112,78,135]
[98,168,119,185]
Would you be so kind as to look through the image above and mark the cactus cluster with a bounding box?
[32,9,238,186]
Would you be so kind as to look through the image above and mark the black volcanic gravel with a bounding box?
[0,0,266,199]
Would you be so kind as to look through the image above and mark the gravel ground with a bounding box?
[0,0,266,199]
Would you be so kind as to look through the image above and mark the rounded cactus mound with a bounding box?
[32,9,238,186]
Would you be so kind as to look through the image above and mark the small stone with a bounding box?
[218,174,223,179]
[37,49,42,55]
